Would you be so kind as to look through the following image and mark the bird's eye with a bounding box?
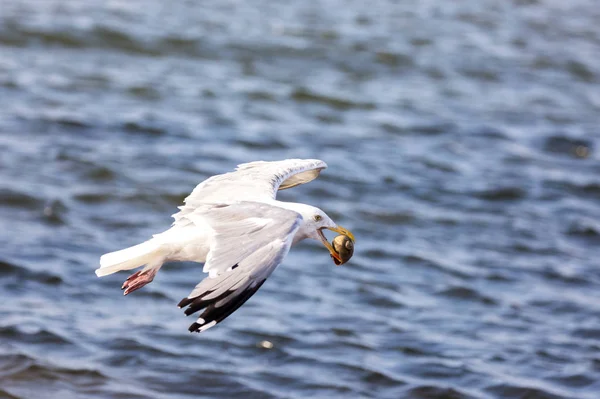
[314,215,322,222]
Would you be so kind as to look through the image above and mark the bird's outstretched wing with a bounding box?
[177,201,302,332]
[172,159,326,226]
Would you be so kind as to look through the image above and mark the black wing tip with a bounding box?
[182,291,225,316]
[184,303,205,316]
[177,297,193,309]
[181,279,267,334]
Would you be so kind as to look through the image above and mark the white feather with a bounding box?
[96,240,162,277]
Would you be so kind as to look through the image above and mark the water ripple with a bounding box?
[2,0,600,398]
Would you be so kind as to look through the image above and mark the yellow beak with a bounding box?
[317,225,355,264]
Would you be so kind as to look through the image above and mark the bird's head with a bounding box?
[291,204,355,265]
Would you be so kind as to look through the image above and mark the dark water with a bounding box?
[1,1,600,398]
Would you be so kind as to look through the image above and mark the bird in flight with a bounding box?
[95,159,355,333]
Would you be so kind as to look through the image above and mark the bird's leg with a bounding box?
[122,268,158,295]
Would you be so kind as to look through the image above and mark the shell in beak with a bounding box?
[317,226,355,265]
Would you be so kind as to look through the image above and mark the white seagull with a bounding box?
[95,159,355,333]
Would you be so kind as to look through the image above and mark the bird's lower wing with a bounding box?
[177,202,301,333]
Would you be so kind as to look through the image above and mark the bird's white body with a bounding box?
[96,159,353,333]
[97,199,322,278]
[97,226,210,276]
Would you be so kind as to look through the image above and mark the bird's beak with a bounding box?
[317,225,355,265]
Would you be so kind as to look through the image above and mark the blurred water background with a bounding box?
[1,0,600,398]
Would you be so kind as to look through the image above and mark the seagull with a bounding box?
[95,159,355,333]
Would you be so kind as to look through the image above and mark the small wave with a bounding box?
[566,60,596,83]
[410,37,433,47]
[0,353,35,378]
[0,389,20,399]
[83,167,116,182]
[74,190,188,210]
[0,353,106,389]
[528,298,586,315]
[0,78,18,89]
[567,218,600,237]
[391,344,431,357]
[511,241,560,256]
[437,286,497,305]
[468,126,510,141]
[1,19,342,62]
[361,368,406,387]
[374,51,414,68]
[408,360,469,380]
[460,66,501,82]
[402,384,474,399]
[572,327,600,340]
[419,158,458,173]
[290,87,375,110]
[0,20,86,48]
[543,135,593,159]
[0,326,72,346]
[7,363,107,387]
[126,85,161,101]
[121,120,167,136]
[380,121,454,136]
[133,289,171,301]
[485,271,517,282]
[358,285,406,309]
[0,260,63,285]
[358,208,416,225]
[544,180,600,200]
[0,20,186,57]
[234,137,288,150]
[56,150,117,182]
[485,383,567,399]
[362,247,399,260]
[29,111,93,129]
[541,267,587,285]
[473,186,527,201]
[551,373,595,388]
[105,337,180,358]
[535,348,571,363]
[245,90,277,102]
[0,189,42,209]
[402,254,479,279]
[330,327,356,338]
[73,192,112,204]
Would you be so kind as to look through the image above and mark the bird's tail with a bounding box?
[96,240,163,277]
